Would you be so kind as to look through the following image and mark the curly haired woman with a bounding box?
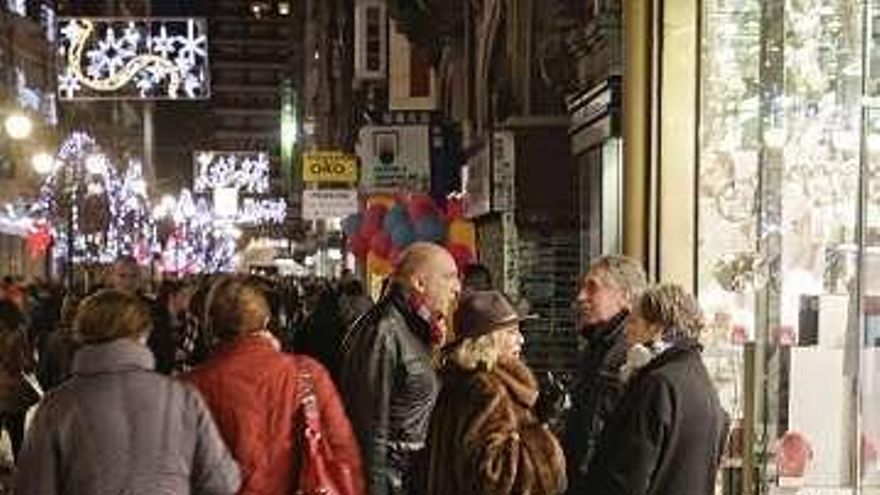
[584,284,728,495]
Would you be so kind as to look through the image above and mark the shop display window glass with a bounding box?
[700,0,880,493]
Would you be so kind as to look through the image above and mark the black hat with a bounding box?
[452,290,530,342]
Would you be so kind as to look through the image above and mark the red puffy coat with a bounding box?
[184,334,364,495]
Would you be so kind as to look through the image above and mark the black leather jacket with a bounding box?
[340,283,439,495]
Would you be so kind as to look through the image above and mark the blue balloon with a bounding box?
[342,212,363,237]
[383,203,409,233]
[415,214,447,243]
[390,222,416,248]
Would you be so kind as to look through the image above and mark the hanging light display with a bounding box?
[57,17,209,100]
[193,151,271,194]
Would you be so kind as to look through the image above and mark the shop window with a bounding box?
[699,0,880,493]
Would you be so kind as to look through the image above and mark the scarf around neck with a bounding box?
[404,287,446,347]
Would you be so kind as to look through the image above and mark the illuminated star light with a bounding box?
[86,27,136,77]
[176,20,207,67]
[149,24,176,58]
[58,70,81,99]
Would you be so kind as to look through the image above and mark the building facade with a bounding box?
[389,0,581,376]
[0,1,58,279]
[609,0,880,493]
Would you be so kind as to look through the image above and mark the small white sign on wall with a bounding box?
[302,190,359,220]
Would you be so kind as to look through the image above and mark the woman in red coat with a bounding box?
[184,276,364,495]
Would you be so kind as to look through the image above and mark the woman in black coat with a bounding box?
[585,284,728,495]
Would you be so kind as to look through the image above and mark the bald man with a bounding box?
[340,242,461,495]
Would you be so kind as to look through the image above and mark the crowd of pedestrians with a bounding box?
[0,244,728,495]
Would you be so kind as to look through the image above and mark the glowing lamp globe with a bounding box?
[4,113,32,140]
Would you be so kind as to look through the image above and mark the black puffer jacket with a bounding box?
[564,311,629,494]
[585,340,729,495]
[340,282,439,495]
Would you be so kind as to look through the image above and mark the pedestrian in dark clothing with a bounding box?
[15,289,240,495]
[0,299,37,461]
[585,284,728,495]
[564,255,646,494]
[340,242,462,495]
[35,294,81,391]
[462,262,493,292]
[338,278,373,328]
[298,279,373,381]
[148,280,193,375]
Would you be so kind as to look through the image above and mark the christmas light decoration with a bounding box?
[193,151,271,194]
[31,132,153,265]
[57,17,209,100]
[7,0,25,17]
[153,188,241,275]
[238,198,287,224]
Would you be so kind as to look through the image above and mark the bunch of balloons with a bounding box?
[342,194,476,276]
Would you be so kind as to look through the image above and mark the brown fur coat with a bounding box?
[427,357,567,495]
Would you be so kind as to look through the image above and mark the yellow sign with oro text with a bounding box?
[302,151,358,183]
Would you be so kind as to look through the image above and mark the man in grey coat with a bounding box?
[14,289,240,495]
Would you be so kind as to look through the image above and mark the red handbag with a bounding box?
[295,371,357,495]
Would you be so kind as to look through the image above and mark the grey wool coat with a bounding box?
[14,339,241,495]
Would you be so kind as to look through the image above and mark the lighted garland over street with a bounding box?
[57,17,209,100]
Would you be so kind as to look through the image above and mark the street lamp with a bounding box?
[31,152,55,175]
[4,113,32,140]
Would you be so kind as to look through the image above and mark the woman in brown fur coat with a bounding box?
[426,290,567,495]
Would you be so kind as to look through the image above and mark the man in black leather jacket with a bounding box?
[340,242,461,495]
[563,255,646,495]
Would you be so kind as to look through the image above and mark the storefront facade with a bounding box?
[623,0,880,492]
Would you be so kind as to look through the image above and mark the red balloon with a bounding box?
[445,242,475,270]
[370,231,393,258]
[365,203,388,223]
[360,220,382,241]
[348,232,369,258]
[407,194,437,221]
[361,203,388,241]
[445,197,465,220]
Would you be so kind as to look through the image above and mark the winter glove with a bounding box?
[534,371,569,425]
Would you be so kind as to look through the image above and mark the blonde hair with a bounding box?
[588,255,647,304]
[446,328,511,371]
[635,284,705,340]
[205,276,271,341]
[73,289,152,344]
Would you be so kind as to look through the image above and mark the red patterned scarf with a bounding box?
[406,289,446,347]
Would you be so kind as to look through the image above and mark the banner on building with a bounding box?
[57,17,209,100]
[463,142,490,218]
[302,151,359,183]
[463,132,515,218]
[389,22,436,111]
[357,125,431,192]
[302,190,359,220]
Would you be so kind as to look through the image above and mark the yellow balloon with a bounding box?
[447,219,476,250]
[366,194,396,210]
[367,251,393,275]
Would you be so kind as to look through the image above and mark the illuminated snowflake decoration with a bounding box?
[193,151,271,194]
[238,198,287,224]
[57,17,209,100]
